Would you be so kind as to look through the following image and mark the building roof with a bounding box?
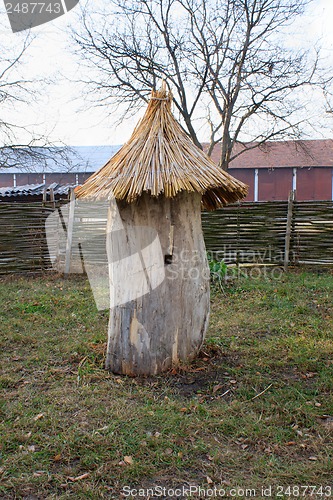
[0,182,74,198]
[76,87,248,210]
[0,146,120,174]
[1,140,332,178]
[209,139,333,169]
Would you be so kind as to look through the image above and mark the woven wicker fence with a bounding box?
[0,199,333,274]
[203,201,289,266]
[0,202,54,274]
[202,199,333,266]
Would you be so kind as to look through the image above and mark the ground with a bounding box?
[0,269,333,499]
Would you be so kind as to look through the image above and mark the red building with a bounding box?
[1,140,333,202]
[210,139,333,202]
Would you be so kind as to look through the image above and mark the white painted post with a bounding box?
[254,169,259,202]
[292,167,297,193]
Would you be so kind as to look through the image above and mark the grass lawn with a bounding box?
[0,269,333,499]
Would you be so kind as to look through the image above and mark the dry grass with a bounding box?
[76,85,248,210]
[1,270,333,499]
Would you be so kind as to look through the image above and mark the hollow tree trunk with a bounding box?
[105,192,210,376]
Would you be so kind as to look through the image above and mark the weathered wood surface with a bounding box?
[64,189,76,274]
[284,191,295,271]
[105,192,210,376]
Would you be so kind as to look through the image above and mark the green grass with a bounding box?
[1,269,333,499]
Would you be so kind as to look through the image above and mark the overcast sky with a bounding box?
[0,0,332,147]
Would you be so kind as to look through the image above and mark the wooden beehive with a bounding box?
[76,86,248,375]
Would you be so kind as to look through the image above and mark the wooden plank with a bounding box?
[64,189,76,275]
[284,191,295,271]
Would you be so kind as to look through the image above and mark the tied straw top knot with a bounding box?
[150,87,173,107]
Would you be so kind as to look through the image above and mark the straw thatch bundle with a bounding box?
[76,87,248,210]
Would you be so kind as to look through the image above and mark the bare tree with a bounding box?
[0,31,71,171]
[73,0,327,169]
[324,88,333,115]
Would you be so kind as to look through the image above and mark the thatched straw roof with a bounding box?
[76,87,248,210]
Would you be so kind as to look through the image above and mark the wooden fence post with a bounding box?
[236,201,241,275]
[49,187,55,210]
[284,190,295,271]
[64,189,75,274]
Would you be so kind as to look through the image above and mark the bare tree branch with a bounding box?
[0,30,73,171]
[72,0,329,169]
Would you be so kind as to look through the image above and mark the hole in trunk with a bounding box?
[164,254,173,265]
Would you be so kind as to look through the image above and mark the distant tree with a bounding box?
[72,0,328,169]
[0,31,70,171]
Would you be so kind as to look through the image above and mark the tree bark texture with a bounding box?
[105,192,210,375]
